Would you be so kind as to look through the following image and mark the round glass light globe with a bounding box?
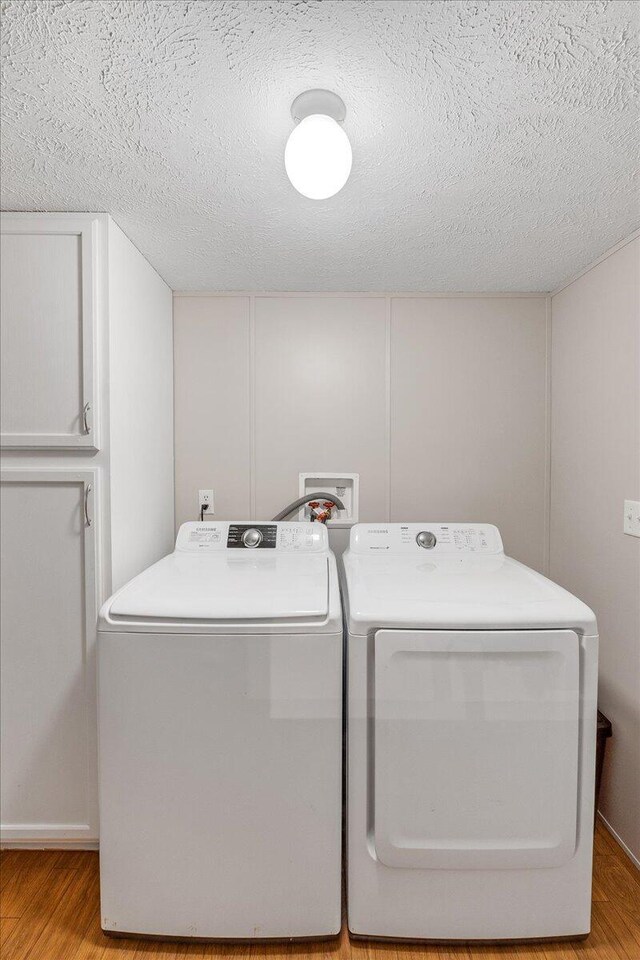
[284,114,352,200]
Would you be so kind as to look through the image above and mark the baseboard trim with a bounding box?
[598,812,640,870]
[0,838,98,851]
[3,818,637,868]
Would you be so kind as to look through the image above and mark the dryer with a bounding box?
[98,521,342,940]
[342,522,598,942]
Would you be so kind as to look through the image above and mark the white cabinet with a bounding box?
[0,213,174,848]
[0,472,99,843]
[1,216,97,449]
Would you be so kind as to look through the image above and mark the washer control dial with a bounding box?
[416,530,437,549]
[242,527,263,548]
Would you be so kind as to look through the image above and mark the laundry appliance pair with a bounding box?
[98,520,598,943]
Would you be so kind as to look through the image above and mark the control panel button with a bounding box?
[416,530,437,549]
[241,528,263,548]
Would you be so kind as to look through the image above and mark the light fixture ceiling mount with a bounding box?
[285,89,352,200]
[290,89,347,124]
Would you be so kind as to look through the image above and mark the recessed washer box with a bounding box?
[298,472,359,528]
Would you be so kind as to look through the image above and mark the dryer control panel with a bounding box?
[175,521,329,553]
[349,523,503,555]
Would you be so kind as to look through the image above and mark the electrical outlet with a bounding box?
[198,489,214,516]
[623,500,640,537]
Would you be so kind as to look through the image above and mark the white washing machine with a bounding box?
[342,522,598,942]
[98,521,342,941]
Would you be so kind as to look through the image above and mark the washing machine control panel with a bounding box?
[175,521,328,553]
[228,524,276,548]
[350,523,504,555]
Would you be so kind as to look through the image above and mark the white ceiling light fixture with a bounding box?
[285,89,352,200]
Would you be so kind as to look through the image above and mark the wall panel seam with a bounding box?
[249,296,256,520]
[544,296,552,575]
[174,291,548,300]
[385,297,392,521]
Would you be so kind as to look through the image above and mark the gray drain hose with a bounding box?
[272,492,346,522]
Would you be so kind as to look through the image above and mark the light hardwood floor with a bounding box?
[1,823,639,960]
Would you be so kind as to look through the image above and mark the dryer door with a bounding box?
[373,629,580,870]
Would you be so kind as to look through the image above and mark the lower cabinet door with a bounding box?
[0,470,99,845]
[373,629,580,870]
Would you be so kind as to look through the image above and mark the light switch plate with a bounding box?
[623,500,640,537]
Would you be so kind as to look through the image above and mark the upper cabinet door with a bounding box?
[0,214,99,450]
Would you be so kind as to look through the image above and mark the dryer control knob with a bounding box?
[242,528,263,548]
[416,530,437,549]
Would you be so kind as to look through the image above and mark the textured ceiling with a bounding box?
[1,0,639,291]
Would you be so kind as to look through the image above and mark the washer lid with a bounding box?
[108,552,329,622]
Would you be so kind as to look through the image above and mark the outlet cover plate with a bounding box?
[623,500,640,537]
[198,489,214,517]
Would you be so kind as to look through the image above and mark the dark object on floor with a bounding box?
[595,709,613,829]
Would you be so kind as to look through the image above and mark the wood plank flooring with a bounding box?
[1,823,639,960]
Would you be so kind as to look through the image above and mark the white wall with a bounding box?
[550,235,640,862]
[174,294,548,571]
[108,220,174,591]
[174,268,639,860]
